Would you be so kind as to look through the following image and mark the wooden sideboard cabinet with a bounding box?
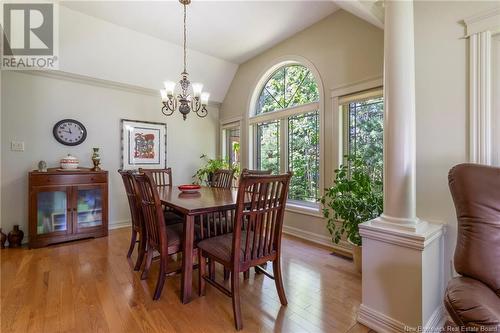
[29,168,108,248]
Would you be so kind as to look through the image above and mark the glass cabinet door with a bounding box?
[36,188,69,235]
[76,186,104,230]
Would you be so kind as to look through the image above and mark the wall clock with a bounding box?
[53,119,87,146]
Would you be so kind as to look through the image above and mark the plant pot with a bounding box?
[348,238,362,274]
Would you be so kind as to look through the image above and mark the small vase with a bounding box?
[91,148,101,171]
[8,225,24,248]
[0,228,7,249]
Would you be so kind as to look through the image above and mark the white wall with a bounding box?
[414,0,500,280]
[1,71,218,235]
[220,10,384,249]
[58,6,238,103]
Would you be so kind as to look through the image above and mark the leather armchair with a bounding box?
[446,163,500,329]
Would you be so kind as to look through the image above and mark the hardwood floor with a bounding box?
[1,227,373,333]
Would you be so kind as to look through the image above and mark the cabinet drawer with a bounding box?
[30,173,107,186]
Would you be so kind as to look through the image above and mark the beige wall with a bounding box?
[220,10,384,243]
[414,0,500,278]
[1,71,218,236]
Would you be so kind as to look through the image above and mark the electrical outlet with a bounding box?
[11,141,25,151]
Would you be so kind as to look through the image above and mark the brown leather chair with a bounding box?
[446,163,500,329]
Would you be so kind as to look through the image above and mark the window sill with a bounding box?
[285,202,323,218]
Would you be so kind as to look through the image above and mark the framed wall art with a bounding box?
[121,119,167,170]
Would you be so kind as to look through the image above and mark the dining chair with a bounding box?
[118,169,146,271]
[211,169,235,188]
[197,172,292,330]
[139,168,183,225]
[138,168,172,187]
[133,172,193,300]
[240,168,273,278]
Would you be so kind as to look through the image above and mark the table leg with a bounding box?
[181,214,194,304]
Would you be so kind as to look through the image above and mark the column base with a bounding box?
[373,214,423,232]
[358,218,445,332]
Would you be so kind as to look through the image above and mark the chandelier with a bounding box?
[160,0,209,120]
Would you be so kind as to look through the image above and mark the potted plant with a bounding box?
[320,155,383,273]
[193,154,239,185]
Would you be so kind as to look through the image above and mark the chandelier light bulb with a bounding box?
[163,81,176,96]
[201,92,210,105]
[160,89,168,102]
[192,83,203,98]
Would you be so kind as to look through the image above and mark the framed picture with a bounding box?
[121,119,167,170]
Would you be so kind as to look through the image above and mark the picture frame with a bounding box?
[120,119,167,170]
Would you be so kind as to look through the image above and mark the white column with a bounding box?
[358,1,444,331]
[377,0,419,230]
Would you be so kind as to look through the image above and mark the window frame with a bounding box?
[339,88,384,165]
[220,117,242,168]
[247,58,324,215]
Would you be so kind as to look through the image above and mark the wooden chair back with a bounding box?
[241,168,272,175]
[232,172,292,269]
[211,169,235,189]
[138,168,173,187]
[133,172,167,252]
[118,170,143,232]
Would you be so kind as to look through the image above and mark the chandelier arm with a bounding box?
[195,105,208,118]
[162,97,177,115]
[191,98,202,112]
[162,103,175,116]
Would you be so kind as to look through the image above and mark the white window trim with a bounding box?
[330,76,383,171]
[246,55,325,215]
[463,8,500,165]
[220,116,242,161]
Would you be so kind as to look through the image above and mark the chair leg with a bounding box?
[127,229,137,258]
[231,269,243,331]
[198,250,206,296]
[223,268,230,280]
[243,270,250,280]
[209,259,215,280]
[134,232,146,271]
[153,256,167,300]
[272,257,287,306]
[141,247,154,280]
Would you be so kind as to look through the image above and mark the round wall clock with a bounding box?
[53,119,87,146]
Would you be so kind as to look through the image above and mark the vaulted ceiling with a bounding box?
[61,1,340,64]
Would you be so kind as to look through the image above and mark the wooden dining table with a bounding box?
[157,185,240,304]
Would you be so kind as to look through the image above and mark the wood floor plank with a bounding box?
[0,228,369,333]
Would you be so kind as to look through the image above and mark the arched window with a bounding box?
[256,65,319,114]
[249,62,322,206]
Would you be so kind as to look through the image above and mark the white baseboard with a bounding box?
[358,304,406,333]
[358,304,446,333]
[282,225,353,257]
[108,220,132,230]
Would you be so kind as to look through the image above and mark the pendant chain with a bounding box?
[183,3,187,74]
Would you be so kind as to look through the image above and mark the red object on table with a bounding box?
[178,184,201,190]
